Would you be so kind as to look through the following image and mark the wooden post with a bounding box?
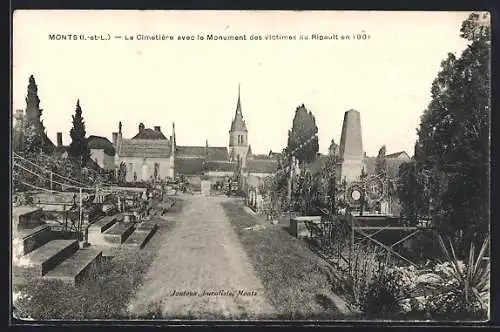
[350,216,354,274]
[79,188,83,241]
[50,172,53,190]
[63,205,67,232]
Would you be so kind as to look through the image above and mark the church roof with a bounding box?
[207,147,229,161]
[230,85,248,132]
[363,157,408,178]
[245,159,278,174]
[176,146,229,161]
[386,151,410,159]
[174,157,204,175]
[87,135,115,156]
[176,146,205,158]
[132,128,167,140]
[206,161,236,173]
[118,139,171,158]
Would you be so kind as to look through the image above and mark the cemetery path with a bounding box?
[127,195,275,319]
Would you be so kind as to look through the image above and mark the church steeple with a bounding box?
[229,83,249,165]
[235,83,242,116]
[230,83,247,132]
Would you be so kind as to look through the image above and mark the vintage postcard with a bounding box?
[11,10,490,322]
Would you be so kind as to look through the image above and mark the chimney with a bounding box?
[57,132,63,147]
[154,126,161,132]
[138,123,145,133]
[112,132,118,147]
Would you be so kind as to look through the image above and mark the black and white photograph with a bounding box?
[11,10,491,322]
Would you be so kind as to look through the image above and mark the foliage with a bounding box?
[16,75,52,156]
[291,169,322,215]
[360,266,416,317]
[13,152,111,193]
[259,172,288,219]
[117,162,127,184]
[69,99,91,166]
[397,161,425,225]
[420,235,489,319]
[286,104,319,164]
[375,145,387,177]
[398,13,490,254]
[340,244,383,312]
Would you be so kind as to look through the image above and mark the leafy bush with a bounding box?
[419,236,489,320]
[361,265,419,317]
[334,243,385,312]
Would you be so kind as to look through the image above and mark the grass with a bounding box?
[221,201,355,320]
[13,199,183,321]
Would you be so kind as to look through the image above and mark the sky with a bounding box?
[12,10,473,157]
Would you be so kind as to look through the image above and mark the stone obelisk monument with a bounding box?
[337,109,364,183]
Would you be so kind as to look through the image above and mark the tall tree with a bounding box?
[375,145,387,177]
[20,75,47,156]
[69,99,91,166]
[286,104,319,164]
[25,75,43,130]
[400,12,490,253]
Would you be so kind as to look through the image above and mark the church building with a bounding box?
[112,84,278,184]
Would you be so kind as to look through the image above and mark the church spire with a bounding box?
[235,82,242,116]
[230,83,247,132]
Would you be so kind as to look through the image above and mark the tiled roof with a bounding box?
[174,157,204,175]
[207,147,229,161]
[176,146,205,158]
[245,159,278,174]
[87,135,115,156]
[386,151,410,159]
[363,157,409,178]
[206,161,236,173]
[118,139,171,158]
[176,146,229,161]
[132,128,167,140]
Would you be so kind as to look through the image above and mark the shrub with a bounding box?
[336,243,385,312]
[360,266,416,318]
[419,236,490,320]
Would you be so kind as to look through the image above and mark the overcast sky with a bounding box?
[13,10,472,156]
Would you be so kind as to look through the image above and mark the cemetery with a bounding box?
[11,12,490,321]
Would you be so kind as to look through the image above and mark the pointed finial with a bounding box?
[77,99,80,107]
[238,82,241,98]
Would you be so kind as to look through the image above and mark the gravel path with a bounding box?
[127,195,275,319]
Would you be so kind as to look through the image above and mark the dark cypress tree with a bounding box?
[69,99,91,166]
[375,145,387,177]
[21,75,46,156]
[286,104,319,164]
